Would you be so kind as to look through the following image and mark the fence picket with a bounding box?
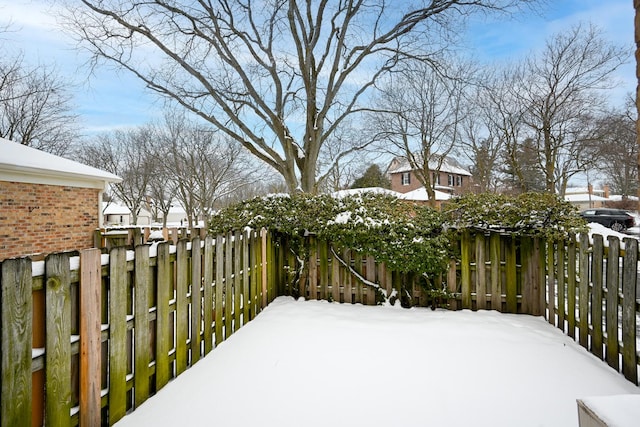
[109,246,128,424]
[557,242,566,332]
[134,244,151,407]
[155,242,172,389]
[215,235,224,346]
[567,235,577,339]
[461,230,471,309]
[591,235,604,359]
[234,230,242,330]
[578,233,589,348]
[490,233,501,311]
[176,240,189,375]
[476,233,486,310]
[605,236,619,371]
[203,235,214,353]
[242,230,250,325]
[621,238,638,384]
[1,258,32,427]
[44,252,72,426]
[225,232,233,339]
[505,236,517,313]
[191,236,202,364]
[79,248,102,427]
[546,240,556,326]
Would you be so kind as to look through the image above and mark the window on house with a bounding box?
[401,172,411,186]
[456,176,462,187]
[448,174,454,186]
[432,173,440,185]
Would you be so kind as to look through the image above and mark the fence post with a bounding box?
[1,257,33,427]
[45,253,72,426]
[79,248,102,427]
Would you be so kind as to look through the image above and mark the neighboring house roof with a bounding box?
[399,187,451,202]
[102,202,131,215]
[0,137,121,189]
[387,155,472,177]
[332,187,404,198]
[564,194,608,203]
[565,187,605,196]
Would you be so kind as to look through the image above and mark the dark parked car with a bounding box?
[580,208,635,232]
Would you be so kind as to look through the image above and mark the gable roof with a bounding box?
[387,155,471,177]
[0,137,121,189]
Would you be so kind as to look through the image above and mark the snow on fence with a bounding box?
[0,229,276,427]
[1,229,638,426]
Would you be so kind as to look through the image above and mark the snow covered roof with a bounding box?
[608,194,639,202]
[387,156,471,177]
[102,202,131,215]
[0,137,121,189]
[564,194,608,203]
[399,187,451,201]
[332,187,403,198]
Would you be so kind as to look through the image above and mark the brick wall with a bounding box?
[0,181,100,260]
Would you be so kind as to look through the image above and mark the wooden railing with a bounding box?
[1,229,276,426]
[1,228,638,426]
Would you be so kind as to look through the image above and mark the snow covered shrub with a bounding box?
[210,192,450,275]
[443,192,587,239]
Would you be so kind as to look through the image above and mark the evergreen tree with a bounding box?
[350,164,390,189]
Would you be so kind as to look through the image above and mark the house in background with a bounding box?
[0,137,121,260]
[387,155,472,195]
[564,185,610,211]
[102,202,153,226]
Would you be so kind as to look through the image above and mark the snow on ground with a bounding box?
[115,297,639,427]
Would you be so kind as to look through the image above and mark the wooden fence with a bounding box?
[1,228,639,426]
[284,230,639,385]
[1,229,276,427]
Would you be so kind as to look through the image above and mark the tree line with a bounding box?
[2,2,636,209]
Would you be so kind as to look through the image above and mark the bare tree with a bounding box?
[0,53,79,155]
[372,58,470,206]
[518,23,628,195]
[161,112,254,231]
[78,126,156,224]
[596,101,638,197]
[62,0,537,193]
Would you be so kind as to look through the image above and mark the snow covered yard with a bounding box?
[115,297,639,427]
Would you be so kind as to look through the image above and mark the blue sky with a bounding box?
[0,0,635,137]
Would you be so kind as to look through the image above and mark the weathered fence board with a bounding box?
[155,242,172,389]
[1,258,33,427]
[191,236,203,364]
[605,236,620,371]
[79,248,102,427]
[621,238,638,384]
[109,247,128,424]
[215,235,224,346]
[133,244,151,407]
[176,240,189,376]
[45,253,72,426]
[591,235,604,359]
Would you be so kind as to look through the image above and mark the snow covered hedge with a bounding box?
[443,192,587,239]
[209,192,451,275]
